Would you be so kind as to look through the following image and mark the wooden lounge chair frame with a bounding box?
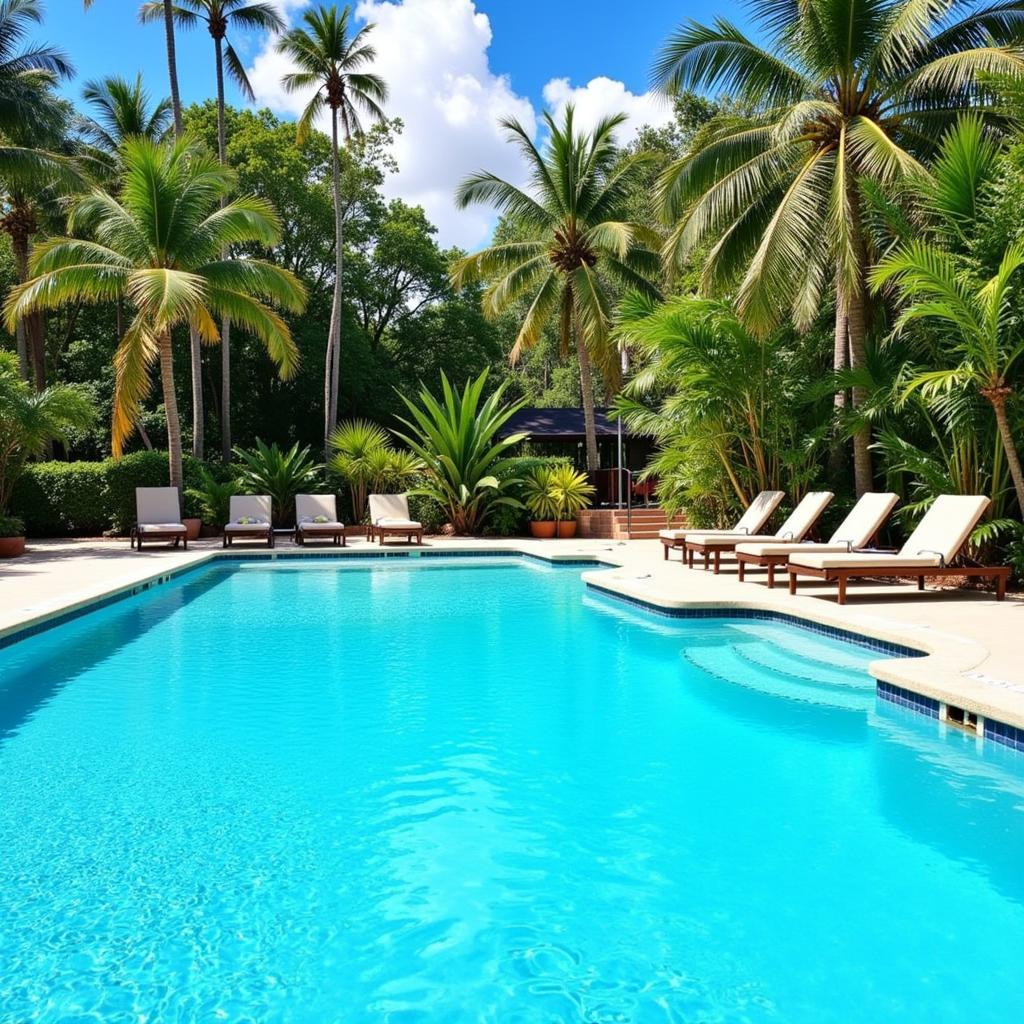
[787,562,1009,604]
[368,494,423,546]
[736,539,887,588]
[294,494,347,547]
[131,487,188,551]
[659,490,785,560]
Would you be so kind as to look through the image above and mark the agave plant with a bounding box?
[522,466,559,522]
[395,371,527,534]
[233,438,323,527]
[549,463,596,521]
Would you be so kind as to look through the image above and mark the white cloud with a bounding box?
[541,75,674,141]
[246,1,672,250]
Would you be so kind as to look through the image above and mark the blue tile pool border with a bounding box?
[584,581,926,658]
[877,681,941,718]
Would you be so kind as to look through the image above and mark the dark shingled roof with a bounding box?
[499,407,628,439]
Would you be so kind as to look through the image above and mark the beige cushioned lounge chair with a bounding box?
[684,491,835,573]
[786,494,1009,603]
[368,493,423,545]
[223,495,274,548]
[734,492,899,588]
[295,494,346,546]
[131,487,187,551]
[659,490,785,560]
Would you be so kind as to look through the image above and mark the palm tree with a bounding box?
[0,0,75,384]
[4,137,307,491]
[80,73,173,168]
[276,3,387,453]
[451,106,661,470]
[142,1,286,463]
[871,240,1024,515]
[652,0,1024,495]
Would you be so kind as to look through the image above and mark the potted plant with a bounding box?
[522,466,559,538]
[0,514,25,558]
[550,464,596,538]
[186,467,242,536]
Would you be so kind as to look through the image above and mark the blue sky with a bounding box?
[43,0,750,248]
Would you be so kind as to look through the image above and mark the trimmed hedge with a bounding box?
[13,452,208,537]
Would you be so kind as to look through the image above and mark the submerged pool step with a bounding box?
[729,643,871,690]
[683,646,874,712]
[723,622,875,672]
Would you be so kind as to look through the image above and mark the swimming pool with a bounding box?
[1,557,1023,1022]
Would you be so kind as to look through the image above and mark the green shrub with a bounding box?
[484,456,569,536]
[10,461,109,536]
[105,451,206,532]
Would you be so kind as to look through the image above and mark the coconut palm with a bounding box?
[652,0,1024,495]
[143,1,286,462]
[80,73,173,168]
[4,137,307,491]
[451,105,661,470]
[0,0,76,384]
[871,240,1024,515]
[277,2,387,453]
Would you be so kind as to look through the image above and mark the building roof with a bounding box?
[499,407,627,439]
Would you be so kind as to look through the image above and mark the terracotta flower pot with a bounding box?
[529,520,557,539]
[557,520,577,539]
[0,535,26,558]
[183,518,202,541]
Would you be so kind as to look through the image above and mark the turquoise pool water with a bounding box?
[1,557,1023,1022]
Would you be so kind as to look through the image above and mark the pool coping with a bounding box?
[5,541,1024,750]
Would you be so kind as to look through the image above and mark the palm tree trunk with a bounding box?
[845,184,873,496]
[11,232,30,383]
[163,0,183,136]
[325,107,344,454]
[574,321,600,471]
[215,34,232,462]
[159,328,184,491]
[833,278,848,408]
[988,390,1024,515]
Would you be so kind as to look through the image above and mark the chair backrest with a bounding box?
[899,494,990,565]
[369,493,410,523]
[229,494,272,523]
[734,490,785,533]
[827,492,899,548]
[296,494,337,523]
[136,486,181,525]
[773,491,834,541]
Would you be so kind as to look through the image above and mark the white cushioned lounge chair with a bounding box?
[684,491,835,573]
[735,491,899,588]
[131,487,187,551]
[368,493,423,545]
[786,494,1009,604]
[659,490,785,560]
[295,494,346,546]
[223,495,274,548]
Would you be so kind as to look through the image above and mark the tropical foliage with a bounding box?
[328,418,420,521]
[395,371,527,534]
[233,437,322,526]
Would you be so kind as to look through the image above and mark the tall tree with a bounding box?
[277,2,387,454]
[0,0,75,385]
[4,137,307,491]
[80,73,173,167]
[451,106,661,471]
[144,1,285,461]
[652,0,1024,495]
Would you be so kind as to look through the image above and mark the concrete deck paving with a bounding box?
[3,534,1023,739]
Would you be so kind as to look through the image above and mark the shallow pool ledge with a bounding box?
[581,566,1024,740]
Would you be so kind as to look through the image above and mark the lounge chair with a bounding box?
[295,494,346,546]
[223,495,274,548]
[735,491,899,588]
[684,491,835,573]
[786,494,1009,604]
[659,490,785,560]
[368,493,423,545]
[131,486,188,551]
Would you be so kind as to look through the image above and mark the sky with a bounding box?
[47,0,749,249]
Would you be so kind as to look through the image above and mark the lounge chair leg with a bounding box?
[917,576,925,591]
[713,549,721,574]
[788,571,797,596]
[737,561,745,582]
[837,575,847,605]
[766,563,775,589]
[663,544,669,561]
[997,573,1006,600]
[183,536,187,550]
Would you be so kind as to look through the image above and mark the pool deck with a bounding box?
[3,534,1023,736]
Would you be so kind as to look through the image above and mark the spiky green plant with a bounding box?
[185,464,242,529]
[329,418,397,521]
[3,136,306,491]
[395,371,528,534]
[233,438,323,527]
[522,465,559,522]
[451,104,661,471]
[652,0,1024,495]
[548,462,596,520]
